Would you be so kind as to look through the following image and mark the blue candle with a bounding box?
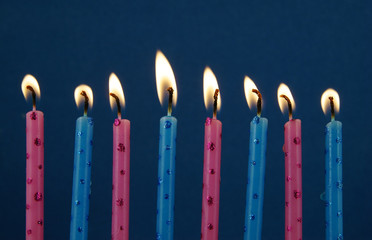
[243,77,268,240]
[156,116,177,240]
[70,85,94,240]
[322,89,342,240]
[155,50,178,240]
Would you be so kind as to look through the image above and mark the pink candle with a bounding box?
[201,67,222,240]
[109,73,130,240]
[22,75,44,240]
[278,84,302,240]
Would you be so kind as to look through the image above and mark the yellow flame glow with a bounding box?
[109,73,125,110]
[203,67,221,110]
[74,84,93,108]
[321,88,340,114]
[155,50,178,106]
[21,74,40,101]
[277,83,295,114]
[244,75,259,110]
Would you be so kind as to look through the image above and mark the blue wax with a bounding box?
[156,116,177,240]
[325,120,342,240]
[70,116,94,240]
[244,116,268,240]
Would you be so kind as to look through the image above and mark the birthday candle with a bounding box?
[321,89,343,240]
[155,51,178,240]
[278,84,302,240]
[201,67,222,240]
[243,76,268,240]
[109,73,131,240]
[70,85,94,240]
[22,75,44,240]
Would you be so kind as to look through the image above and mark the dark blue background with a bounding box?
[0,1,371,239]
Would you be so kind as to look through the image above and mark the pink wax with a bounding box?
[111,118,130,240]
[283,119,302,240]
[26,110,44,240]
[201,117,222,240]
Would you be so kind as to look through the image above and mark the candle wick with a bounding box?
[110,93,122,119]
[26,85,36,111]
[213,89,219,119]
[252,89,262,117]
[167,87,174,116]
[329,96,335,121]
[280,94,293,120]
[80,91,89,116]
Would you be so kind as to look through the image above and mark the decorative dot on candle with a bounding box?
[253,138,259,144]
[287,226,292,231]
[293,137,301,145]
[205,117,211,126]
[117,143,125,152]
[209,169,215,174]
[207,142,215,151]
[26,204,30,210]
[207,196,213,206]
[249,214,255,220]
[78,227,83,232]
[30,112,37,120]
[207,223,214,230]
[80,179,85,184]
[34,192,43,201]
[75,200,80,205]
[166,220,172,225]
[297,217,302,223]
[78,149,84,154]
[37,220,43,225]
[114,119,121,126]
[120,170,125,175]
[77,131,82,136]
[27,178,33,184]
[166,169,172,175]
[336,181,343,189]
[294,191,302,199]
[34,138,42,146]
[337,211,342,217]
[27,229,32,235]
[253,193,259,199]
[26,153,30,159]
[120,226,124,230]
[338,234,344,240]
[164,194,169,199]
[116,198,124,206]
[164,121,172,128]
[286,176,292,182]
[158,177,163,185]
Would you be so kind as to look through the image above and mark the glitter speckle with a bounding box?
[34,138,42,146]
[114,119,121,126]
[294,191,302,199]
[207,223,214,230]
[116,198,124,206]
[30,112,37,120]
[117,143,125,152]
[34,192,43,201]
[37,220,43,225]
[252,116,260,124]
[207,196,213,206]
[158,177,163,185]
[164,121,172,128]
[293,137,301,145]
[209,169,215,174]
[205,118,211,126]
[207,142,215,151]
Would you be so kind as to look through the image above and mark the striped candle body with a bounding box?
[325,120,343,240]
[26,110,44,240]
[244,116,268,240]
[156,116,177,240]
[112,119,131,240]
[201,117,222,240]
[70,116,94,240]
[283,119,302,240]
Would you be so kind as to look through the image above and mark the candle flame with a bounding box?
[21,74,40,101]
[277,83,295,114]
[203,67,221,110]
[244,75,259,110]
[74,84,93,108]
[155,50,178,106]
[321,88,340,115]
[109,73,125,111]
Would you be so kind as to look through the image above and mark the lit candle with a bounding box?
[321,89,343,240]
[243,76,268,240]
[201,67,222,240]
[109,73,130,240]
[70,85,94,240]
[277,83,302,240]
[22,75,44,240]
[155,50,178,240]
